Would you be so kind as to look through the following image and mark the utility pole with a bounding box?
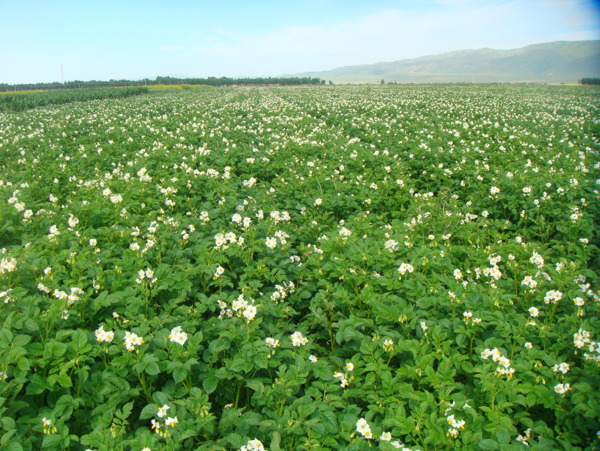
[61,63,64,84]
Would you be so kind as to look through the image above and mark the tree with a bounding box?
[580,78,600,85]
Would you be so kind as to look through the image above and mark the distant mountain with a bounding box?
[294,41,600,84]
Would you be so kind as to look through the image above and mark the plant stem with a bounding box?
[234,381,242,408]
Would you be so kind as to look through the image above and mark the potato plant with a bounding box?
[0,84,598,450]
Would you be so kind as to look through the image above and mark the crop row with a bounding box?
[0,87,150,113]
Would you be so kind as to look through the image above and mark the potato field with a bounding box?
[0,84,599,450]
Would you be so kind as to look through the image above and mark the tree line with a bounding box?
[0,76,325,92]
[579,78,600,85]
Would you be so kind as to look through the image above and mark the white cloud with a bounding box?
[165,0,600,76]
[186,3,546,68]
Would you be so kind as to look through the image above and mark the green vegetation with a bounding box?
[0,87,149,112]
[298,40,600,84]
[0,85,598,450]
[580,78,600,85]
[146,84,215,91]
[0,77,324,93]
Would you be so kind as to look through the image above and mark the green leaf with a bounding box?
[173,367,187,383]
[56,373,72,388]
[246,379,264,394]
[270,431,282,450]
[117,401,134,421]
[45,340,67,358]
[16,357,30,371]
[26,374,49,395]
[152,392,170,406]
[496,429,511,444]
[12,335,31,347]
[132,361,147,374]
[228,356,247,373]
[203,376,218,394]
[477,439,499,450]
[140,403,159,420]
[0,328,14,347]
[252,353,269,370]
[42,434,62,449]
[313,365,332,381]
[145,362,160,376]
[209,338,230,354]
[0,429,16,446]
[53,394,76,417]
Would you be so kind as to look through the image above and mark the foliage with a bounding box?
[0,77,324,94]
[580,78,600,85]
[0,84,599,450]
[0,87,149,112]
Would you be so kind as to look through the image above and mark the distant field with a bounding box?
[0,86,149,112]
[0,85,598,450]
[146,84,215,90]
[0,89,47,96]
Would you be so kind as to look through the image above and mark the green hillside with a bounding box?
[296,41,600,84]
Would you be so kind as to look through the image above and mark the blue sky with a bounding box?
[1,0,599,84]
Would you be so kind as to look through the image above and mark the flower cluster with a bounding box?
[573,328,590,348]
[543,289,563,304]
[231,213,252,230]
[356,418,373,439]
[214,232,244,250]
[265,230,290,249]
[168,326,188,346]
[265,236,277,249]
[269,210,291,223]
[135,267,157,285]
[333,362,354,388]
[384,239,399,252]
[446,414,466,438]
[529,251,545,268]
[383,338,395,352]
[521,275,538,291]
[94,325,115,343]
[150,404,178,438]
[462,311,481,324]
[217,293,257,322]
[554,383,571,395]
[480,347,514,377]
[42,417,57,434]
[397,262,414,276]
[47,225,61,242]
[290,331,308,347]
[124,331,144,351]
[242,177,257,188]
[265,337,279,348]
[356,415,411,447]
[53,287,84,305]
[0,289,14,304]
[516,428,533,447]
[213,265,225,279]
[338,227,352,238]
[444,401,468,438]
[239,438,265,451]
[0,257,17,274]
[269,281,295,303]
[573,329,600,365]
[482,265,502,281]
[552,362,570,374]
